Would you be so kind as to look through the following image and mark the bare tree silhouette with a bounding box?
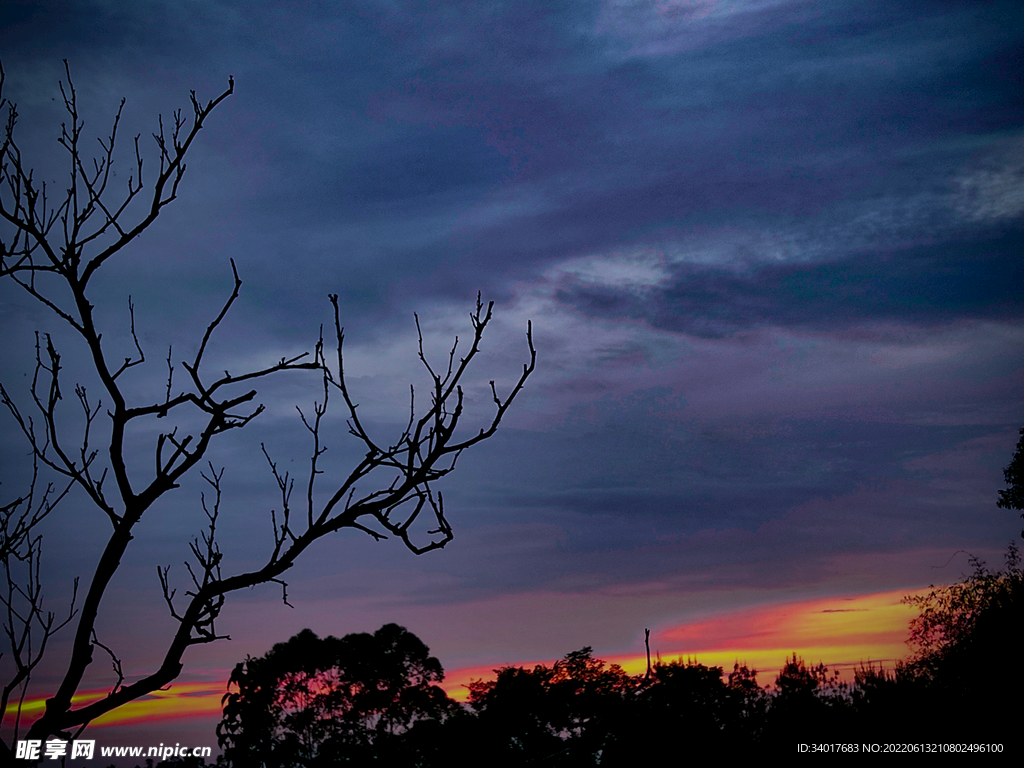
[0,60,534,757]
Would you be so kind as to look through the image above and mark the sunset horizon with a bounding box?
[2,583,942,731]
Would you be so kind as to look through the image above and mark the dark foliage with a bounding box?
[896,543,1022,741]
[219,598,1020,765]
[218,625,460,767]
[466,647,636,765]
[997,427,1024,538]
[601,659,767,762]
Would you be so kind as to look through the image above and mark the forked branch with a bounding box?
[1,60,536,753]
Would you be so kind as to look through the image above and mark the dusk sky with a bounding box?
[1,0,1023,756]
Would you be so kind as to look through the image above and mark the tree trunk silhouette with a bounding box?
[0,60,534,758]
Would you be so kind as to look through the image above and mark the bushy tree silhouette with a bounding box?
[468,647,635,765]
[726,662,769,738]
[603,659,767,762]
[218,624,458,766]
[997,427,1024,539]
[899,543,1022,740]
[467,663,563,762]
[764,654,850,743]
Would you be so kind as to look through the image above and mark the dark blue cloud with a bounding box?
[557,227,1024,336]
[5,0,1020,322]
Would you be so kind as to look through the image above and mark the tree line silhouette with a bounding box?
[230,572,1016,766]
[205,549,1020,766]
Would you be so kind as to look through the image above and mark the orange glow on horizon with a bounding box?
[2,682,226,730]
[3,588,924,723]
[442,588,920,701]
[652,587,916,666]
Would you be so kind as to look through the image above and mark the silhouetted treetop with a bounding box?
[219,624,458,767]
[997,426,1024,539]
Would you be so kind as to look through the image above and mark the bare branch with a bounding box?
[1,60,535,747]
[110,296,146,380]
[90,630,124,695]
